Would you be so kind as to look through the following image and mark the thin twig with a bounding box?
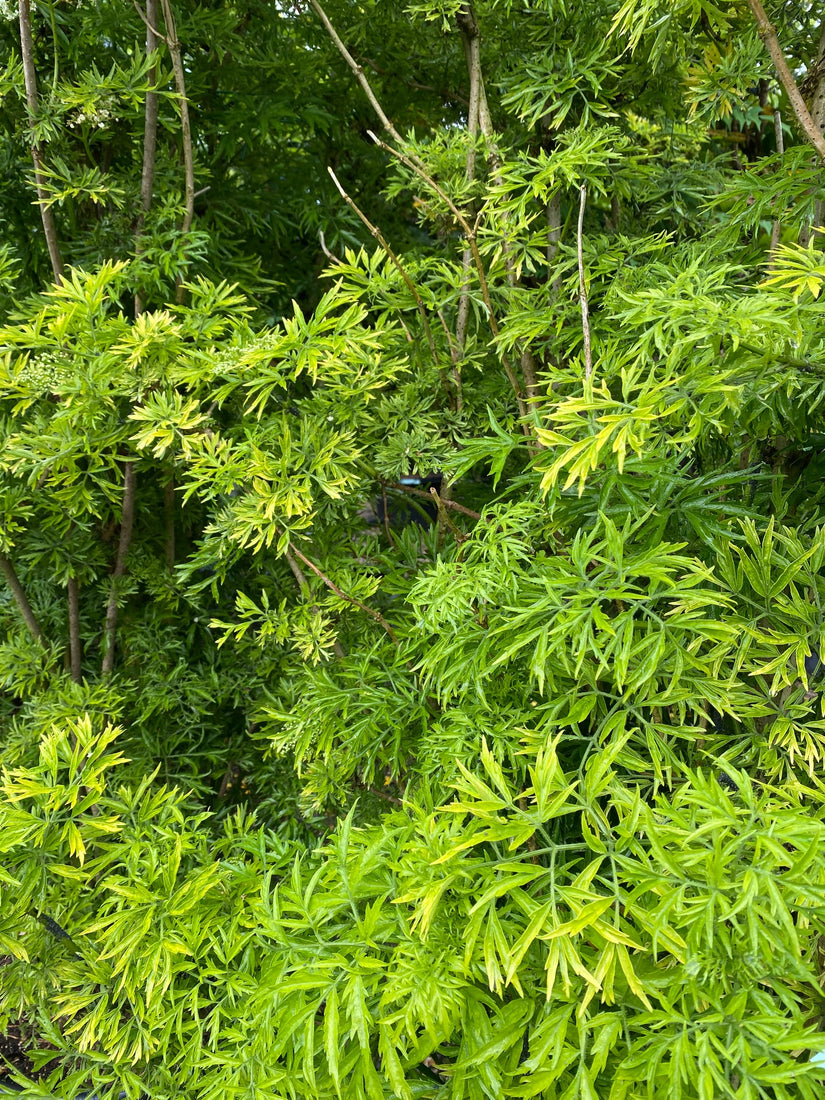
[383,479,482,520]
[318,229,341,264]
[547,191,562,291]
[577,183,592,379]
[460,5,538,403]
[328,167,449,393]
[289,544,399,645]
[0,553,44,642]
[18,0,63,281]
[284,546,346,658]
[747,0,825,160]
[380,483,396,547]
[436,307,463,410]
[311,0,525,416]
[306,0,407,148]
[429,486,467,545]
[367,130,527,418]
[101,461,137,677]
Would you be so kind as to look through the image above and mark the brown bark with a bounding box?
[18,0,63,281]
[134,0,160,315]
[456,5,481,360]
[806,21,825,135]
[307,0,406,149]
[67,575,81,682]
[458,4,540,405]
[284,546,346,659]
[289,543,399,645]
[747,0,825,160]
[0,553,44,643]
[164,477,175,569]
[101,462,137,677]
[769,109,784,265]
[160,0,195,300]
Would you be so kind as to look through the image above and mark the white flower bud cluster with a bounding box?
[67,94,118,131]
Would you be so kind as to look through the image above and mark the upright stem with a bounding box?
[458,4,539,402]
[0,553,44,643]
[577,184,593,379]
[67,576,81,682]
[768,109,784,267]
[547,191,562,299]
[160,0,194,299]
[18,0,63,281]
[456,5,481,359]
[101,462,137,677]
[135,0,160,315]
[164,477,175,569]
[747,0,825,160]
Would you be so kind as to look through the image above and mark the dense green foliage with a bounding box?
[3,0,825,1097]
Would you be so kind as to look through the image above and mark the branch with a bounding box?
[769,108,784,268]
[67,575,81,682]
[457,5,541,410]
[134,0,160,316]
[284,546,346,659]
[288,544,399,645]
[0,553,45,643]
[747,0,825,160]
[160,0,195,301]
[101,461,137,677]
[369,131,527,418]
[306,0,406,148]
[577,183,592,379]
[18,0,63,281]
[311,0,526,417]
[456,5,481,362]
[132,0,167,43]
[383,479,482,520]
[164,476,175,569]
[327,167,449,396]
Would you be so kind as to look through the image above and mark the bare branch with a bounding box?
[318,229,341,264]
[328,167,450,396]
[0,553,45,643]
[164,476,175,569]
[311,0,527,418]
[284,546,346,659]
[160,0,195,301]
[101,461,137,677]
[18,0,63,281]
[456,5,481,361]
[747,0,825,160]
[306,0,406,148]
[384,479,482,521]
[769,109,784,268]
[368,131,527,418]
[288,543,399,645]
[67,576,81,682]
[577,184,592,379]
[135,0,160,316]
